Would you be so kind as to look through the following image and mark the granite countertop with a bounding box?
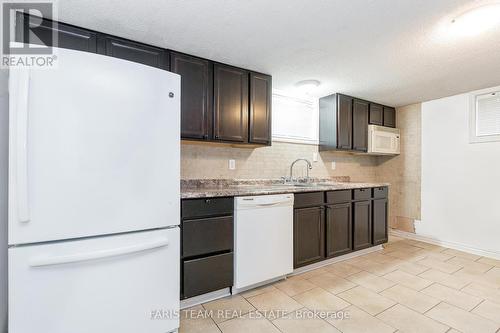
[181,178,390,199]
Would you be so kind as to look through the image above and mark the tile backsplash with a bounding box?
[181,103,421,234]
[181,141,379,182]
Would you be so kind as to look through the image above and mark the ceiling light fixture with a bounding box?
[295,79,321,95]
[449,3,500,37]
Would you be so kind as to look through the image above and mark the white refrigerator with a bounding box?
[8,48,181,333]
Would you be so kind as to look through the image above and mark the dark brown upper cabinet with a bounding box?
[15,14,272,146]
[249,73,272,145]
[352,99,369,152]
[15,12,97,52]
[213,64,249,143]
[319,93,353,151]
[383,106,396,127]
[320,93,397,152]
[337,94,353,150]
[97,36,169,70]
[369,103,384,126]
[170,52,213,140]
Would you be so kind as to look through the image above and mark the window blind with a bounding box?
[476,92,500,137]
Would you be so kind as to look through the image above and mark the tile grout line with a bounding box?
[373,301,399,317]
[422,299,444,315]
[468,299,485,313]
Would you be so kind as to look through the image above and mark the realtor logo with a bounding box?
[1,1,58,67]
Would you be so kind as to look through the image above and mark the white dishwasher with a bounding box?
[234,193,294,289]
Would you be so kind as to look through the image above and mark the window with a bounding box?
[272,90,319,145]
[470,87,500,143]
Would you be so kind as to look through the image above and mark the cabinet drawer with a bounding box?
[373,187,388,199]
[183,253,233,299]
[182,197,233,219]
[326,190,352,204]
[182,216,233,258]
[353,188,372,200]
[294,192,324,208]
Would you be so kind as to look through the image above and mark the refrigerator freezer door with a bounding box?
[8,48,180,245]
[9,228,180,333]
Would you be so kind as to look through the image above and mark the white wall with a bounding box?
[420,91,500,256]
[0,69,8,333]
[271,90,319,145]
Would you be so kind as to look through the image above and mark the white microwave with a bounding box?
[368,125,400,155]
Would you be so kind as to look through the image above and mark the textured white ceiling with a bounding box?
[56,0,500,106]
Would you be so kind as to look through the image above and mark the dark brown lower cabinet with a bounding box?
[372,198,388,245]
[181,197,234,299]
[353,200,372,251]
[183,253,233,299]
[293,207,325,268]
[326,203,352,258]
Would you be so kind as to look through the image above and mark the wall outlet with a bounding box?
[312,152,318,162]
[331,161,336,170]
[228,159,236,170]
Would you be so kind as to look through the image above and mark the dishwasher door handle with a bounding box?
[256,202,285,207]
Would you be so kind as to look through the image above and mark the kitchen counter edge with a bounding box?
[181,182,390,199]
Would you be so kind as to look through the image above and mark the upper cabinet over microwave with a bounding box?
[319,93,397,154]
[15,13,273,147]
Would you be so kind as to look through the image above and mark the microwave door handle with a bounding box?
[12,69,31,223]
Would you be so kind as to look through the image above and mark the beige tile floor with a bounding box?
[180,236,500,333]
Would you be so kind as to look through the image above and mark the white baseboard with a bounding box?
[390,229,500,260]
[290,245,384,276]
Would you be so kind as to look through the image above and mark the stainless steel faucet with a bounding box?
[287,158,313,183]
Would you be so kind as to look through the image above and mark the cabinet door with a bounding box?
[170,52,213,140]
[15,13,97,52]
[249,73,272,145]
[182,253,233,299]
[353,99,369,152]
[326,203,352,258]
[336,95,352,150]
[213,64,249,142]
[97,36,169,70]
[353,201,372,250]
[369,103,383,125]
[372,199,388,245]
[294,207,325,268]
[383,106,396,128]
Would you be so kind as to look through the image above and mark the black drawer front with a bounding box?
[183,253,233,298]
[294,192,324,208]
[182,197,233,219]
[182,216,233,258]
[326,190,352,204]
[373,187,388,199]
[353,188,372,201]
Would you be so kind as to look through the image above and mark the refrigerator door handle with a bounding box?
[29,237,169,267]
[14,68,31,223]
